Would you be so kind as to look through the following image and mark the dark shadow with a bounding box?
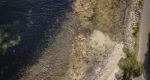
[0,0,73,80]
[144,33,150,80]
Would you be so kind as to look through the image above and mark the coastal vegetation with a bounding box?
[132,23,139,38]
[119,48,144,80]
[139,0,144,6]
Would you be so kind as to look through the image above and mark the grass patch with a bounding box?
[132,23,140,50]
[89,0,124,38]
[118,48,144,80]
[138,0,144,6]
[132,23,139,37]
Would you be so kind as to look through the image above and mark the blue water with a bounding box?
[0,0,72,80]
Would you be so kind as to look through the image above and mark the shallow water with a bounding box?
[0,0,72,80]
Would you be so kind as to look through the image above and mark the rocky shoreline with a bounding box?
[20,0,142,80]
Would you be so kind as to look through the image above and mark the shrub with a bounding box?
[132,25,139,37]
[139,0,144,6]
[119,48,144,80]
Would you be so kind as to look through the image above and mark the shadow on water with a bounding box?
[0,0,73,80]
[144,33,150,80]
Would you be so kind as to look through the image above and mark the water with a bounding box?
[0,0,72,80]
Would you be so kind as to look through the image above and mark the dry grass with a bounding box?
[73,0,124,39]
[89,0,125,38]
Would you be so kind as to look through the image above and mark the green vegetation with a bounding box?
[119,48,144,80]
[138,0,144,6]
[132,23,139,37]
[0,24,20,55]
[132,23,141,51]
